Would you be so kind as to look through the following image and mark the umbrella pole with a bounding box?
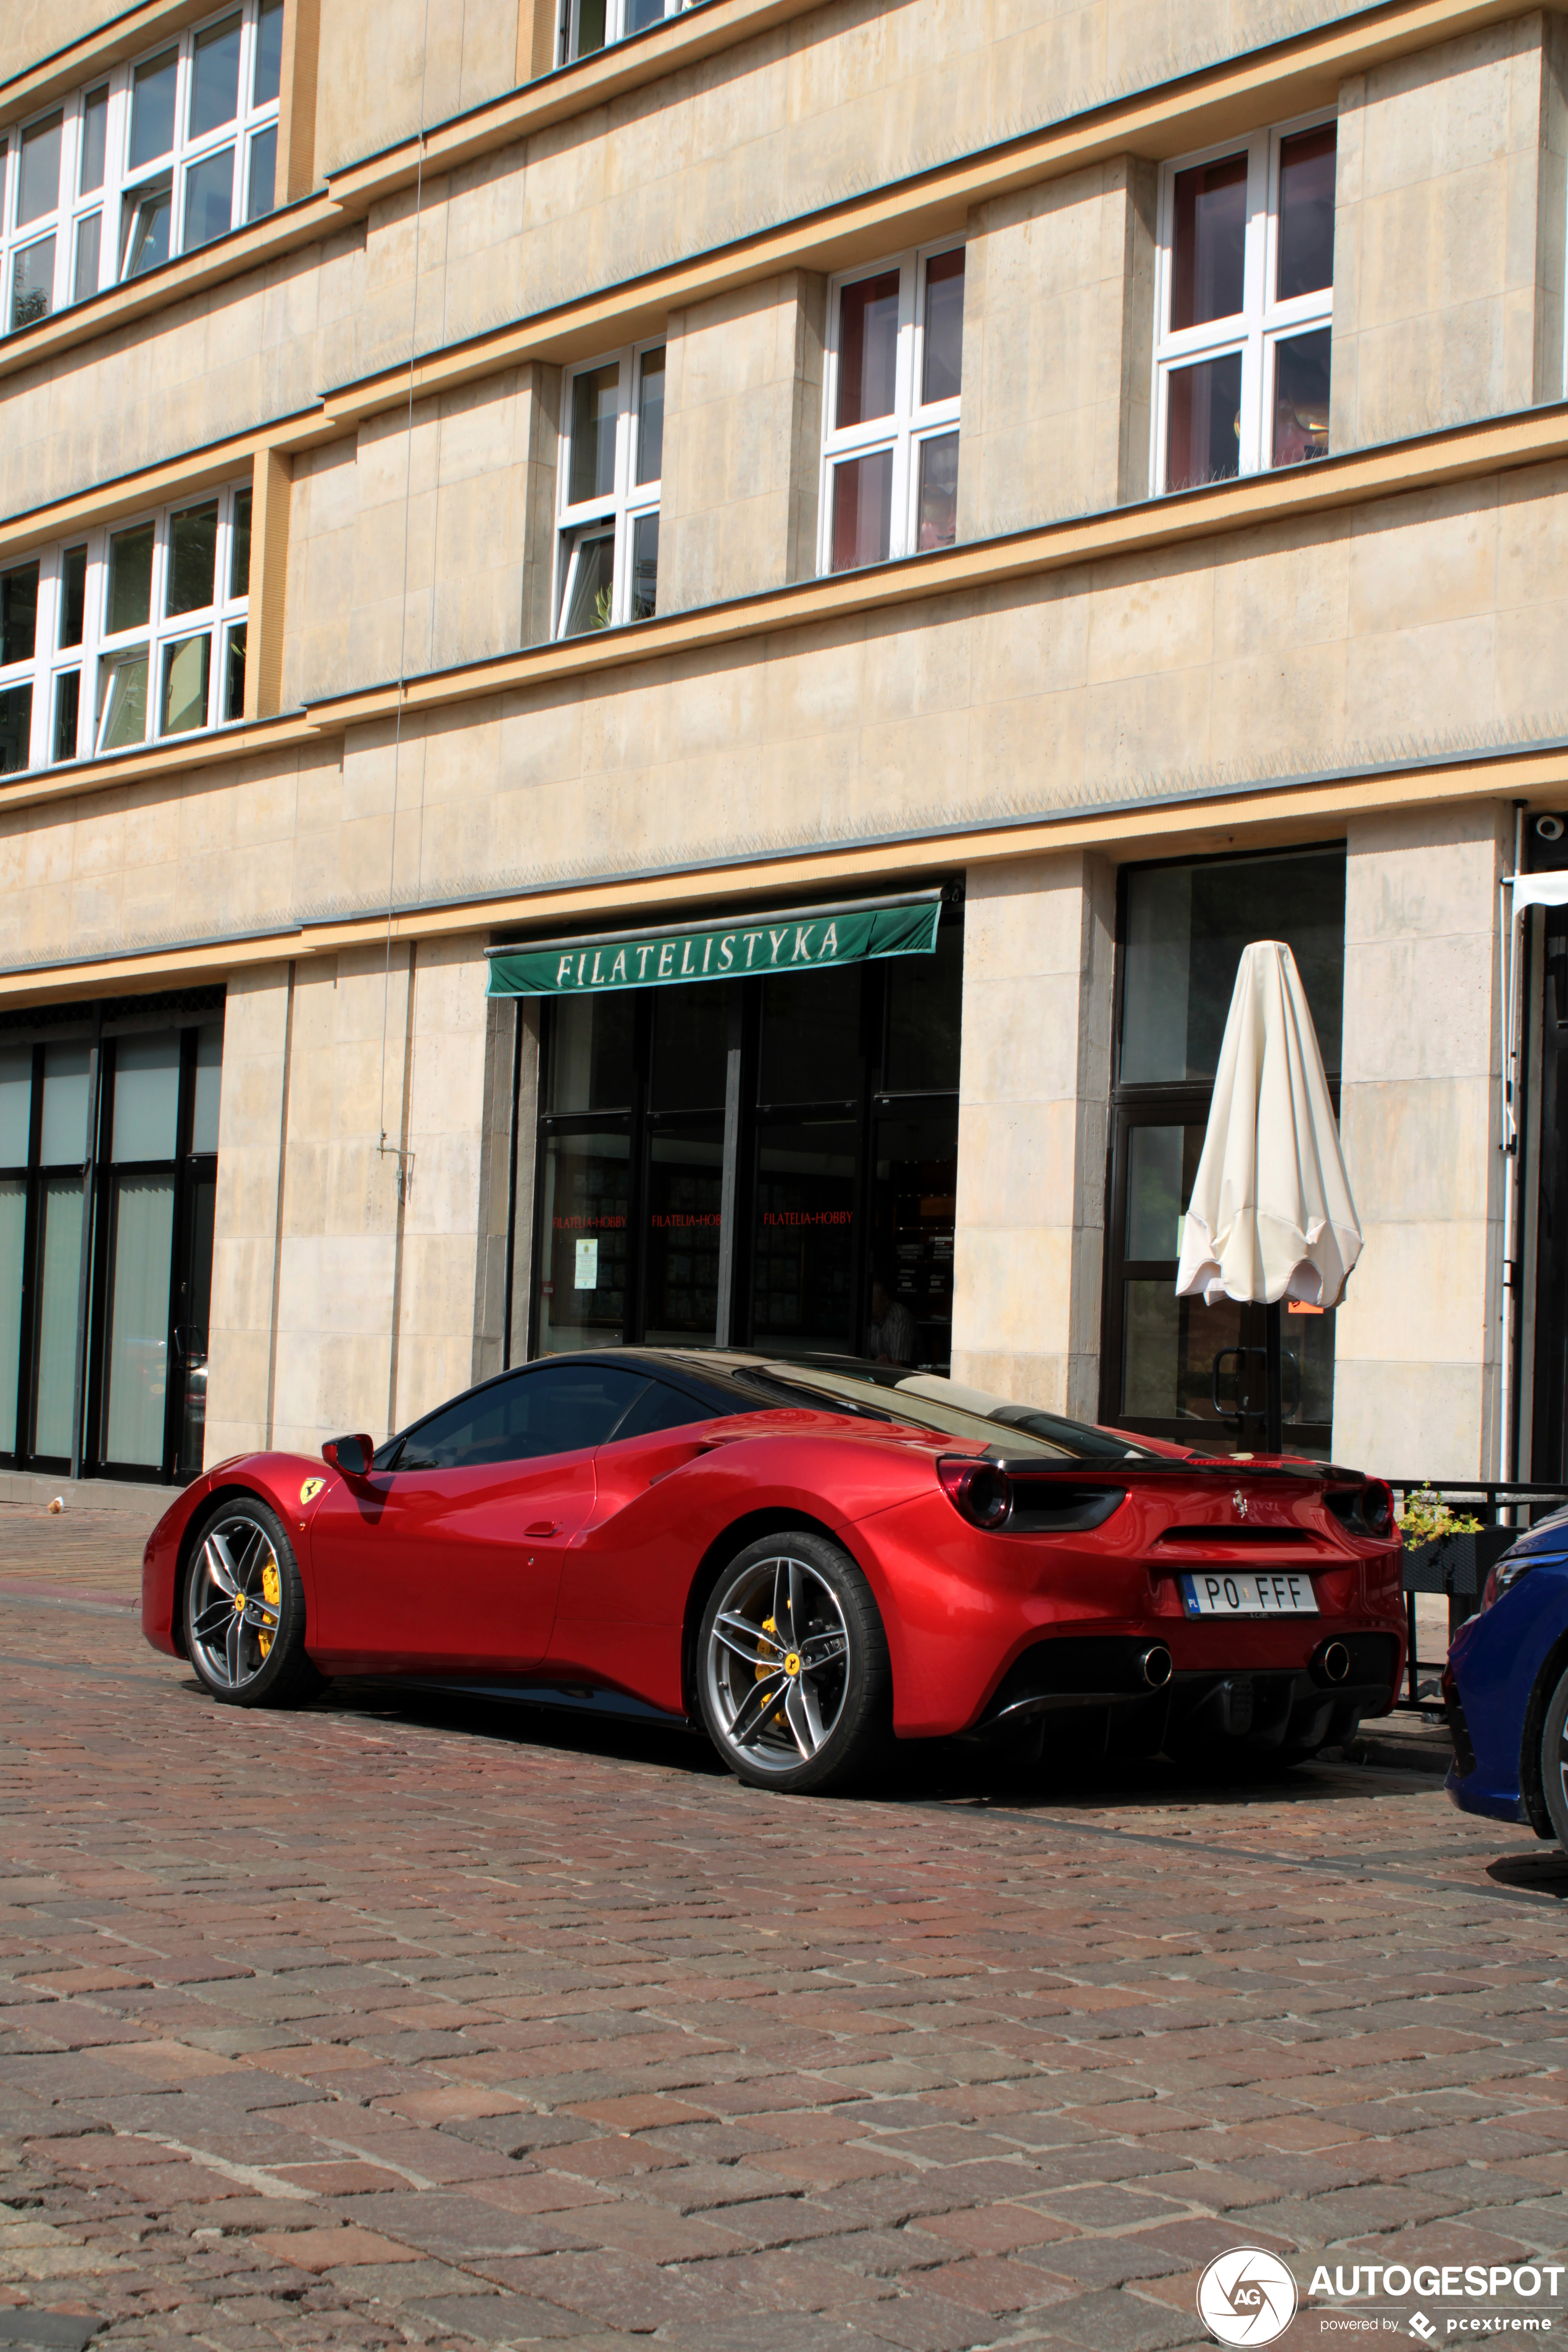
[1264,1300,1283,1454]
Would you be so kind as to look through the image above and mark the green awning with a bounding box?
[486,891,942,998]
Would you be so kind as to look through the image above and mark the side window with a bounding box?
[396,1364,652,1468]
[820,241,963,575]
[605,1378,714,1443]
[556,344,663,637]
[1154,117,1335,494]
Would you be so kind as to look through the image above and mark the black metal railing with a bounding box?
[1387,1480,1568,1710]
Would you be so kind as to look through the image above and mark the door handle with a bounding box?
[1211,1348,1241,1422]
[524,1519,560,1537]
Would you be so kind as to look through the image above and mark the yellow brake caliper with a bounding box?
[758,1614,799,1727]
[258,1557,280,1659]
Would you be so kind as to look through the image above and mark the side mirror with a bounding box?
[323,1433,375,1478]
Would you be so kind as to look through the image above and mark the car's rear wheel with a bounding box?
[183,1496,319,1708]
[1540,1664,1568,1849]
[698,1531,890,1794]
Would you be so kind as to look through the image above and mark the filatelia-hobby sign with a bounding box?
[485,892,942,998]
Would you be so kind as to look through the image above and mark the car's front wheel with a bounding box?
[697,1531,890,1794]
[183,1496,319,1708]
[1540,1662,1568,1849]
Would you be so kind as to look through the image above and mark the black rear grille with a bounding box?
[1156,1526,1325,1547]
[1446,1687,1476,1777]
[1008,1482,1125,1533]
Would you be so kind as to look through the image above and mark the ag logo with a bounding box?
[299,1477,325,1506]
[1409,2321,1437,2344]
[1196,2249,1298,2346]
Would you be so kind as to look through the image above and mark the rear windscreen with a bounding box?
[728,1361,1162,1462]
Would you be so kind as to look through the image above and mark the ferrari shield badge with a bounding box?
[299,1477,325,1506]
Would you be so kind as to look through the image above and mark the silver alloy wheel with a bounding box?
[188,1512,284,1692]
[704,1552,851,1773]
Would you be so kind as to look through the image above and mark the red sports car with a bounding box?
[140,1351,1406,1793]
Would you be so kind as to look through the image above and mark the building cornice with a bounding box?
[0,736,1559,1008]
[0,0,1535,407]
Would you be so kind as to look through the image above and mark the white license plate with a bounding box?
[1180,1570,1319,1617]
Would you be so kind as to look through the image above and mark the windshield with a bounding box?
[733,1361,1162,1462]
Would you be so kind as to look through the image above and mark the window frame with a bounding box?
[0,0,281,340]
[559,0,688,69]
[0,480,250,777]
[1151,110,1336,497]
[554,339,664,640]
[817,238,964,578]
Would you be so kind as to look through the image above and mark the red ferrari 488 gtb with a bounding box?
[141,1351,1405,1792]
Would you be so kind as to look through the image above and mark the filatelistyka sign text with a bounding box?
[486,896,941,998]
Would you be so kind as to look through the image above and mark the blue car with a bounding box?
[1445,1506,1568,1846]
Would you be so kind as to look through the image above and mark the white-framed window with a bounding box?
[1153,115,1336,496]
[0,0,282,339]
[0,481,250,776]
[819,240,964,577]
[555,343,664,638]
[560,0,689,67]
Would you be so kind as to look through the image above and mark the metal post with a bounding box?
[1264,1298,1283,1453]
[1498,803,1525,1506]
[713,993,743,1349]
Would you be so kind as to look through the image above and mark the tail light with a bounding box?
[1362,1480,1394,1536]
[937,1456,1012,1530]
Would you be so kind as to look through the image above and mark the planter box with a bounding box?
[1401,1526,1516,1598]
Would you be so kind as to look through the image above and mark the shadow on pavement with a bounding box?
[1486,1847,1568,1897]
[250,1672,1453,1817]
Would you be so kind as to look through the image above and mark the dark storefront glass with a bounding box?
[870,1106,958,1364]
[753,1119,859,1353]
[644,1129,724,1344]
[538,1131,631,1353]
[1119,848,1345,1084]
[528,898,962,1369]
[0,1003,222,1481]
[1104,851,1345,1454]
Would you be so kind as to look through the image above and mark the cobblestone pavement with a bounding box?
[1,1511,1565,2352]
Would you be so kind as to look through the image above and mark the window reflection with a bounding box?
[1120,851,1345,1085]
[1170,152,1247,329]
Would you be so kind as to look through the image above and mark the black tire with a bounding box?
[697,1529,891,1795]
[1540,1663,1568,1851]
[183,1494,320,1709]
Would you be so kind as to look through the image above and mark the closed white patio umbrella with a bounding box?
[1174,940,1362,1452]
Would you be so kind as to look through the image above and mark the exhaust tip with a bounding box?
[1322,1641,1350,1684]
[1137,1643,1173,1690]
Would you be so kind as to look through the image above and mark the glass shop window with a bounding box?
[528,899,964,1369]
[1104,848,1345,1455]
[0,1009,221,1480]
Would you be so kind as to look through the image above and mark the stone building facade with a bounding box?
[0,0,1564,1493]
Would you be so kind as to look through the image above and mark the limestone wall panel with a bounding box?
[207,961,293,1464]
[951,849,1113,1419]
[1330,804,1508,1478]
[1331,18,1558,451]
